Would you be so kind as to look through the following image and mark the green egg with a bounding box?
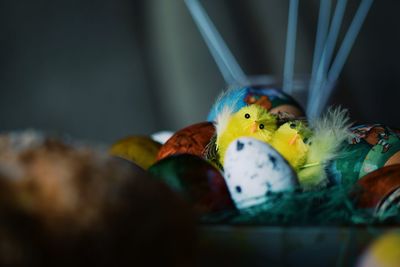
[330,124,400,185]
[149,154,235,215]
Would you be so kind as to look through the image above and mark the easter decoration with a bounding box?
[355,164,400,219]
[151,131,174,144]
[331,124,400,185]
[214,104,278,165]
[149,154,235,215]
[213,92,351,189]
[180,0,400,225]
[207,86,304,122]
[223,137,298,209]
[156,122,215,161]
[108,0,400,227]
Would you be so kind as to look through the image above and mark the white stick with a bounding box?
[307,0,348,119]
[307,0,331,110]
[283,0,299,95]
[314,0,374,117]
[328,0,374,83]
[185,0,248,86]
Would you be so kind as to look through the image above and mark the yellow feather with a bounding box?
[298,107,352,189]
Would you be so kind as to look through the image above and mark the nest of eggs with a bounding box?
[112,121,400,227]
[127,88,400,227]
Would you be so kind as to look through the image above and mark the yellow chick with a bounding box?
[213,103,351,189]
[215,104,277,164]
[270,121,311,170]
[270,108,351,189]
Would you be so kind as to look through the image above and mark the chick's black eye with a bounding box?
[245,113,250,119]
[290,123,296,129]
[259,124,265,129]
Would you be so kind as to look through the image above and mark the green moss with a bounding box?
[201,184,400,226]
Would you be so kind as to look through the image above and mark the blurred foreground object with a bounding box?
[358,230,400,267]
[0,131,195,266]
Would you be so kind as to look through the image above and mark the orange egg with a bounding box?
[157,122,215,161]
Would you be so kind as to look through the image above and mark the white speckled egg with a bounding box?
[223,137,298,209]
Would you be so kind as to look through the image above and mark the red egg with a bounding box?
[157,122,215,161]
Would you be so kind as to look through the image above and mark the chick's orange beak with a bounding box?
[289,133,299,145]
[250,122,257,133]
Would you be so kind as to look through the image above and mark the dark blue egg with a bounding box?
[207,87,304,121]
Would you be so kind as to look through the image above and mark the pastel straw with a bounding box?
[307,0,348,118]
[307,0,331,112]
[283,0,299,95]
[314,0,374,117]
[328,0,374,83]
[185,0,248,86]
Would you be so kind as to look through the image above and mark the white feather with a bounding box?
[215,105,234,137]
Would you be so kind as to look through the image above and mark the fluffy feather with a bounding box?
[208,87,247,122]
[215,105,234,140]
[298,107,352,189]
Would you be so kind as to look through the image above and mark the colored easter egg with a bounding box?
[110,136,161,169]
[156,122,215,161]
[357,231,400,267]
[149,154,235,214]
[207,87,304,122]
[355,164,400,218]
[151,131,174,144]
[330,124,400,185]
[223,137,298,210]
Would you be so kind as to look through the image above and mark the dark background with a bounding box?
[0,0,399,143]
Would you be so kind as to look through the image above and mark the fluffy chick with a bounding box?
[271,108,351,189]
[270,121,312,170]
[215,104,277,164]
